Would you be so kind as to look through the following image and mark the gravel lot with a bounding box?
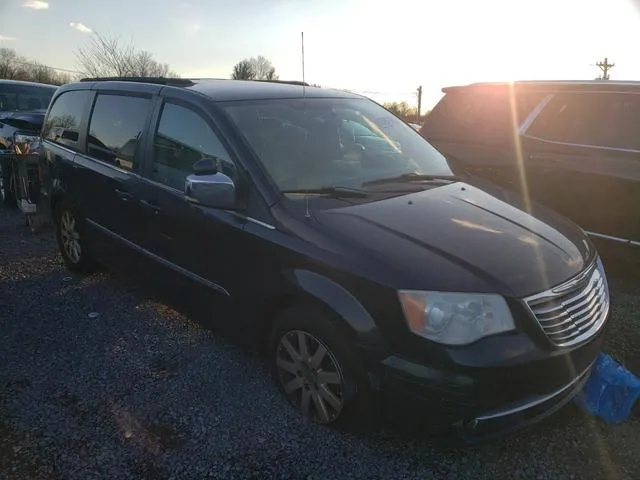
[1,206,639,480]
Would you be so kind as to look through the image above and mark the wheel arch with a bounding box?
[258,269,383,353]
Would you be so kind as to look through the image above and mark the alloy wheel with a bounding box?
[60,210,81,264]
[276,330,345,424]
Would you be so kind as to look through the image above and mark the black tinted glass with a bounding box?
[599,94,640,150]
[526,93,606,146]
[222,97,452,191]
[0,83,56,112]
[151,103,234,190]
[42,90,89,150]
[88,94,151,171]
[423,87,546,146]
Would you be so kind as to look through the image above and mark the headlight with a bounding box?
[13,133,40,155]
[398,291,516,345]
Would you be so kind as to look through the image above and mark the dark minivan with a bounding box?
[41,77,610,440]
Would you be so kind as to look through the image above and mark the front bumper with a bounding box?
[378,327,604,442]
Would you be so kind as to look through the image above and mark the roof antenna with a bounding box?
[301,30,311,220]
[301,32,306,96]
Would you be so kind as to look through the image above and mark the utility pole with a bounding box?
[416,85,422,124]
[596,57,615,80]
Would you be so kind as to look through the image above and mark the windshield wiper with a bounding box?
[281,186,369,198]
[363,172,459,186]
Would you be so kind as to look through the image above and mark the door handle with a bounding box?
[115,188,134,201]
[140,199,161,214]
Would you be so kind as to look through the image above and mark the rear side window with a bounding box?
[42,90,90,150]
[527,92,640,151]
[422,87,544,145]
[0,83,56,112]
[525,93,600,145]
[87,94,152,171]
[604,94,640,150]
[150,102,235,190]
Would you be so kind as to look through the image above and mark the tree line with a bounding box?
[1,37,423,122]
[383,101,429,124]
[0,48,74,85]
[0,37,282,85]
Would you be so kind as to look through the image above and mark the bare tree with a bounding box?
[264,67,277,81]
[26,62,73,85]
[231,60,256,80]
[0,48,20,79]
[249,56,278,81]
[230,55,278,81]
[75,33,178,78]
[0,48,74,85]
[384,101,418,122]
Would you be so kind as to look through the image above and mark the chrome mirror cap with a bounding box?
[185,172,236,210]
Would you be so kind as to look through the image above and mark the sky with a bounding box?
[2,0,640,110]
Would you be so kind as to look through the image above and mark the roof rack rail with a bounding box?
[79,76,195,87]
[255,79,311,87]
[184,78,312,87]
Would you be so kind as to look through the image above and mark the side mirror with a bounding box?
[193,156,219,175]
[185,171,237,210]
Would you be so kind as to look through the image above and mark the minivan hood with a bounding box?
[315,183,594,297]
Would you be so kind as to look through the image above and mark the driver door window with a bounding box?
[151,102,235,191]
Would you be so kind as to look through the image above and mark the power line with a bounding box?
[351,90,416,96]
[11,60,81,75]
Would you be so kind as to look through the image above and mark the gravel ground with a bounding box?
[1,206,639,480]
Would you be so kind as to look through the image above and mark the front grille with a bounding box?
[524,259,610,347]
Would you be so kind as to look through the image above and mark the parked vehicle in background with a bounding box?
[0,79,58,231]
[420,80,640,263]
[43,77,610,441]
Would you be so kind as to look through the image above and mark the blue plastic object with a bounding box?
[575,353,640,424]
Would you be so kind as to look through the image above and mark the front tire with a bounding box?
[54,200,96,273]
[269,306,374,430]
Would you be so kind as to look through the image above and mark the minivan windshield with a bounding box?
[222,97,453,192]
[0,83,57,112]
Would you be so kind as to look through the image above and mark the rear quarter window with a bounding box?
[42,90,91,151]
[0,83,56,112]
[422,87,545,146]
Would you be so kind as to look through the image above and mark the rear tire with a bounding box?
[54,199,96,274]
[269,305,375,430]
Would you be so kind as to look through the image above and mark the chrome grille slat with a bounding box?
[546,301,602,336]
[532,276,603,315]
[537,283,603,323]
[538,285,604,328]
[524,260,610,347]
[553,307,603,342]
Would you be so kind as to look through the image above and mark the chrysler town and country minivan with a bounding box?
[41,77,610,440]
